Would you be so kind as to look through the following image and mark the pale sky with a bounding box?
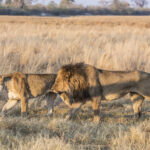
[37,0,150,7]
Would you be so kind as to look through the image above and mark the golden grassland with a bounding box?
[0,16,150,150]
[0,16,150,73]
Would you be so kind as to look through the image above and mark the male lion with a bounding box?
[51,63,150,123]
[0,72,57,117]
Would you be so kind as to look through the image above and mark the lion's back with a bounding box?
[26,74,56,97]
[1,72,57,98]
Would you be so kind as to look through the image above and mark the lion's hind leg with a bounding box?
[130,92,144,119]
[1,100,18,117]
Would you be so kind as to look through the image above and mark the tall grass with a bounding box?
[0,16,150,150]
[0,16,150,74]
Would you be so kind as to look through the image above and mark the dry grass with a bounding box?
[0,15,150,150]
[1,16,150,73]
[1,98,150,150]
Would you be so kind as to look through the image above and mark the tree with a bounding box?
[99,0,110,8]
[5,0,12,5]
[122,1,130,7]
[111,0,130,9]
[12,0,37,8]
[47,1,57,9]
[132,0,148,8]
[19,0,24,8]
[59,0,75,8]
[25,0,32,5]
[112,0,120,8]
[0,0,3,5]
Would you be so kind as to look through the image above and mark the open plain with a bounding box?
[0,16,150,150]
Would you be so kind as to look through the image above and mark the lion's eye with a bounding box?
[65,76,68,79]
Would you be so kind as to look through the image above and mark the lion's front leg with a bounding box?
[1,99,18,117]
[65,104,83,120]
[60,93,74,107]
[92,97,101,123]
[60,93,83,120]
[21,97,28,117]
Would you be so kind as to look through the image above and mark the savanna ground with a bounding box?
[0,16,150,150]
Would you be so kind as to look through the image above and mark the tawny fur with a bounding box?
[0,72,57,117]
[51,63,150,123]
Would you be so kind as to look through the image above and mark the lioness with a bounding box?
[51,63,150,123]
[0,72,57,117]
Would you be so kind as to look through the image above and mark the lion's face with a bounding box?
[51,69,71,95]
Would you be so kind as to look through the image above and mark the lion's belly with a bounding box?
[103,86,130,101]
[8,91,20,100]
[105,94,121,100]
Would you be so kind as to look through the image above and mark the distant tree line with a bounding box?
[0,0,150,16]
